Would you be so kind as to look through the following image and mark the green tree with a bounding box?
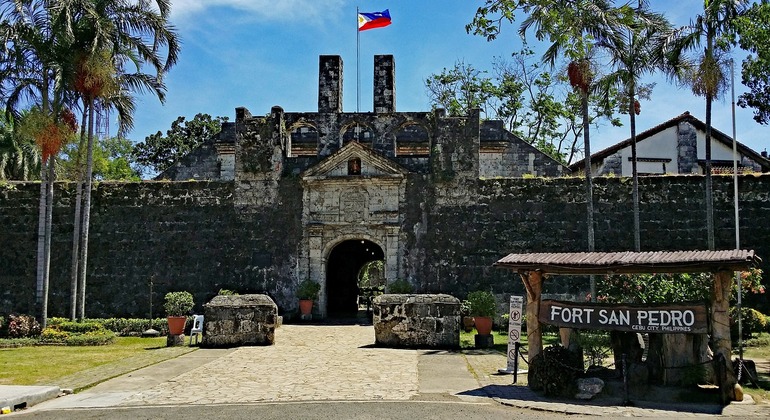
[0,115,40,180]
[0,0,81,328]
[60,135,140,180]
[469,0,627,300]
[667,0,750,250]
[62,0,180,320]
[425,60,511,120]
[425,50,620,165]
[132,113,228,177]
[735,1,770,125]
[596,2,674,251]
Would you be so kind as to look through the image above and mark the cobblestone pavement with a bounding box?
[120,325,419,405]
[31,324,770,417]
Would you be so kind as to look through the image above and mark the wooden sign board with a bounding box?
[539,300,708,334]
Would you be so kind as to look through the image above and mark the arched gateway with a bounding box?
[326,239,384,317]
[299,141,408,318]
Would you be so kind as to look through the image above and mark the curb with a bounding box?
[0,386,61,413]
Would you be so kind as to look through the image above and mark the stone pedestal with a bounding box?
[167,334,185,347]
[474,333,494,348]
[372,294,460,349]
[203,294,278,347]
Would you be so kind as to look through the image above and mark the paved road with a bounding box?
[15,324,769,418]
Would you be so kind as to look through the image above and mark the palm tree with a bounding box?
[665,0,749,250]
[519,0,626,300]
[0,115,41,180]
[63,0,179,320]
[596,2,673,251]
[0,0,80,328]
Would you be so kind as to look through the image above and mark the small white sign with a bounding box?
[506,295,524,371]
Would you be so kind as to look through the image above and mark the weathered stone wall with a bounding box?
[2,174,769,318]
[372,294,460,349]
[400,174,770,304]
[0,180,304,318]
[203,294,278,347]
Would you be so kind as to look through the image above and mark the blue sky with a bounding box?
[126,1,768,161]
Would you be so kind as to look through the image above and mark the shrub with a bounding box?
[297,280,321,300]
[467,291,496,317]
[164,291,194,316]
[0,338,39,348]
[40,327,70,343]
[58,321,105,334]
[730,307,768,339]
[529,344,583,397]
[218,289,239,296]
[387,279,414,294]
[6,314,41,338]
[91,318,167,335]
[65,330,116,346]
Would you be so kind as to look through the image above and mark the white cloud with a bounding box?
[170,0,345,23]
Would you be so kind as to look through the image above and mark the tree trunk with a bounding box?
[70,109,88,321]
[70,180,83,320]
[712,270,736,400]
[629,93,640,252]
[77,100,96,320]
[521,270,543,362]
[705,25,715,251]
[35,162,47,326]
[582,91,596,300]
[40,156,55,329]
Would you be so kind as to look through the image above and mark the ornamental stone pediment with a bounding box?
[301,141,408,182]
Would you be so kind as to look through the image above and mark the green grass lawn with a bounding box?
[738,333,770,403]
[459,329,559,353]
[0,336,168,386]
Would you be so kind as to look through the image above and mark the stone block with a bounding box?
[372,293,460,349]
[474,334,494,349]
[202,294,277,347]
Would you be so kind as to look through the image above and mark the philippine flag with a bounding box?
[358,9,392,31]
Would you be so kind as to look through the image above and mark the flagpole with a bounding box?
[356,7,360,113]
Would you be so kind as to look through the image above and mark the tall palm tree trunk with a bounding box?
[70,111,88,320]
[77,100,96,320]
[41,156,55,329]
[35,162,48,325]
[583,91,596,301]
[630,93,640,252]
[705,24,716,251]
[705,93,714,250]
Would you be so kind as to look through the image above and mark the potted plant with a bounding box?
[297,279,321,315]
[164,291,194,335]
[460,299,475,332]
[467,291,496,335]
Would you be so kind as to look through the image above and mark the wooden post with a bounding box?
[712,270,736,401]
[520,270,543,363]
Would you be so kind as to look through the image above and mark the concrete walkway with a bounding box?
[9,325,770,416]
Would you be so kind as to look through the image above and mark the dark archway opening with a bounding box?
[326,239,384,317]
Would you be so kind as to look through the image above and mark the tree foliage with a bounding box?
[131,113,228,177]
[0,115,40,180]
[735,1,770,125]
[60,135,140,180]
[425,50,619,165]
[597,268,764,304]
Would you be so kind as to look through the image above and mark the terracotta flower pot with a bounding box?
[167,316,187,335]
[474,316,493,335]
[462,316,475,333]
[299,299,314,315]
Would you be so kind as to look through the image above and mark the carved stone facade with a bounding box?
[159,55,567,318]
